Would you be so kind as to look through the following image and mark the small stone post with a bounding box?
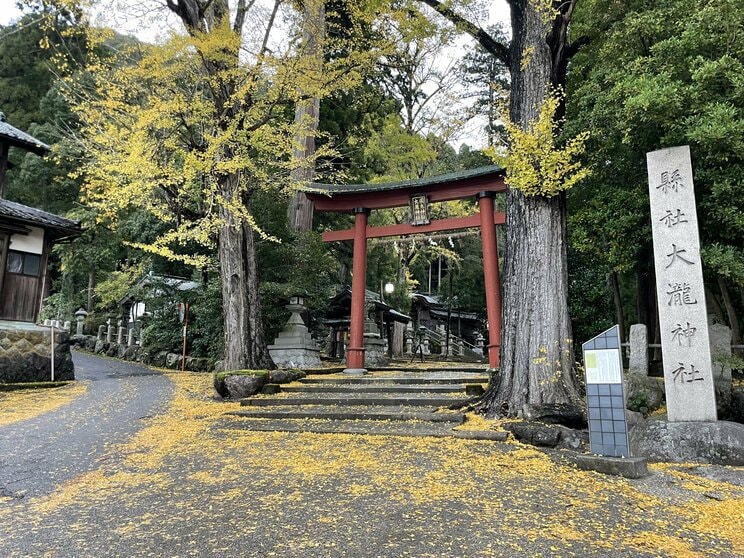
[97,325,106,341]
[106,318,114,343]
[74,308,87,336]
[404,323,413,354]
[127,328,136,347]
[628,324,649,375]
[116,320,127,345]
[422,333,430,355]
[63,321,71,331]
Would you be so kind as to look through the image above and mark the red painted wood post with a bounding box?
[345,207,369,373]
[478,192,501,369]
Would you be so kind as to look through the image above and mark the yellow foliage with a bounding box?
[2,370,743,557]
[65,10,375,267]
[486,89,591,198]
[0,382,88,427]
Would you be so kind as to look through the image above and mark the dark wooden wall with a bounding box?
[0,273,40,321]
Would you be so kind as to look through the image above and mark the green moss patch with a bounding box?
[214,370,270,383]
[213,370,270,398]
[0,381,72,392]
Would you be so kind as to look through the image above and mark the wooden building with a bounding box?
[0,112,81,323]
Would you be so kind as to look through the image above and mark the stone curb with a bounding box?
[299,376,489,385]
[453,430,509,441]
[229,409,466,424]
[570,454,649,479]
[241,396,468,408]
[281,384,468,393]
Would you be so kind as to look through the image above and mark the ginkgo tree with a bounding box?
[69,0,372,369]
[417,0,592,416]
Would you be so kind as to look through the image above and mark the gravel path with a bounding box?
[0,351,173,500]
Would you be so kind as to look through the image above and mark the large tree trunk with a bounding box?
[475,0,581,416]
[717,276,741,345]
[87,269,95,312]
[287,0,325,233]
[218,175,273,370]
[164,0,276,370]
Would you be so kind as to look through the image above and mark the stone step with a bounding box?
[221,417,459,437]
[229,406,466,424]
[298,376,489,385]
[241,395,466,407]
[281,384,468,394]
[219,417,508,440]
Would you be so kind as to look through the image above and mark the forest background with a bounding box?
[0,0,741,372]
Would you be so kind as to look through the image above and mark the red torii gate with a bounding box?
[305,165,506,373]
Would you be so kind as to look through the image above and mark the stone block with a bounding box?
[630,419,744,465]
[453,431,509,442]
[84,336,97,351]
[151,351,169,367]
[261,383,281,395]
[221,373,267,398]
[625,372,665,413]
[573,454,649,479]
[522,403,586,429]
[122,346,139,361]
[503,422,561,447]
[363,337,388,367]
[165,353,182,369]
[628,324,648,375]
[269,369,305,384]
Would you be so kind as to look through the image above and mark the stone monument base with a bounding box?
[268,346,322,369]
[364,336,388,367]
[0,321,74,382]
[629,419,744,465]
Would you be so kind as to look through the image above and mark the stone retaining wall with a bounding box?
[0,322,74,383]
[70,335,213,372]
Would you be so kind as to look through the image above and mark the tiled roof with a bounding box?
[0,112,50,155]
[307,165,504,194]
[0,198,81,238]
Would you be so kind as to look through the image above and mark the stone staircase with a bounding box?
[223,369,507,440]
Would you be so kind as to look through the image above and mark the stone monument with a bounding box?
[628,324,648,375]
[647,146,717,422]
[268,294,321,369]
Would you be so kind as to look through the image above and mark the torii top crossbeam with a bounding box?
[305,165,506,373]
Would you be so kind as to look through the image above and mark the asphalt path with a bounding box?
[0,351,173,500]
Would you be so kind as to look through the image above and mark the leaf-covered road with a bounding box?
[0,356,742,557]
[0,351,173,500]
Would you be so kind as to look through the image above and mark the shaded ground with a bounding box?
[0,357,742,557]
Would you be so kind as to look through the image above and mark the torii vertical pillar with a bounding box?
[344,207,369,374]
[478,192,501,369]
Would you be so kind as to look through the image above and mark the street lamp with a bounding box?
[384,282,395,295]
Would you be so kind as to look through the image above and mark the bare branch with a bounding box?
[417,0,509,66]
[233,0,257,33]
[260,0,282,56]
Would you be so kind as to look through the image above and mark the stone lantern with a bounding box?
[267,293,321,369]
[74,308,88,336]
